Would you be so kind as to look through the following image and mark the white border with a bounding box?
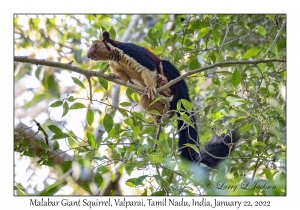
[4,0,298,208]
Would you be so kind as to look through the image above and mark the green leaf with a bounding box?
[98,77,108,91]
[212,28,221,45]
[70,102,86,109]
[53,140,59,150]
[126,88,135,100]
[49,100,63,107]
[198,27,210,38]
[119,102,132,107]
[36,140,51,151]
[154,46,163,54]
[38,180,66,196]
[131,93,140,103]
[109,27,116,40]
[48,125,62,134]
[152,190,166,196]
[118,108,129,117]
[232,70,241,88]
[253,142,266,147]
[42,72,59,97]
[147,110,161,116]
[103,113,113,132]
[125,178,137,187]
[86,109,94,126]
[71,77,85,89]
[190,59,201,70]
[94,170,104,188]
[257,26,266,36]
[181,99,193,111]
[132,126,140,141]
[62,101,69,117]
[213,76,221,86]
[82,183,91,193]
[67,96,75,102]
[153,175,163,185]
[267,14,274,20]
[242,47,260,60]
[51,133,69,140]
[87,132,96,150]
[135,175,148,186]
[240,124,251,132]
[60,161,72,173]
[124,117,133,126]
[272,44,278,55]
[184,143,200,155]
[149,97,161,106]
[180,113,195,128]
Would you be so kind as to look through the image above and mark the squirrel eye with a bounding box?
[93,43,98,48]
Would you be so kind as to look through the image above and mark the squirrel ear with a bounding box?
[103,31,110,40]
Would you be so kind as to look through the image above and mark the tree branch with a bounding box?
[14,56,286,95]
[156,58,286,92]
[14,56,146,93]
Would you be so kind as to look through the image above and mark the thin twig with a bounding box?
[33,119,49,145]
[87,76,93,104]
[262,20,286,59]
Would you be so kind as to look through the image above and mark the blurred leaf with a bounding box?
[70,102,86,109]
[213,76,221,86]
[109,27,116,40]
[94,169,104,188]
[98,77,108,91]
[257,26,266,36]
[125,178,137,187]
[198,27,210,38]
[181,99,193,111]
[62,101,69,117]
[71,77,85,89]
[68,96,75,102]
[135,175,148,186]
[86,109,94,126]
[184,143,200,154]
[131,92,140,103]
[48,125,62,133]
[42,72,59,97]
[60,161,72,173]
[51,132,69,140]
[49,100,63,107]
[53,140,59,150]
[103,113,113,132]
[38,180,66,196]
[212,28,221,45]
[253,142,266,147]
[242,47,260,60]
[120,102,131,107]
[132,126,140,141]
[87,132,96,150]
[190,59,201,70]
[147,110,161,116]
[232,69,241,88]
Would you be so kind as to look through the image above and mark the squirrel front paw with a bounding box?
[108,73,121,79]
[145,86,157,100]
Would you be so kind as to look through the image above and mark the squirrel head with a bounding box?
[87,31,114,61]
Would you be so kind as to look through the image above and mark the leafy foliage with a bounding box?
[14,14,286,195]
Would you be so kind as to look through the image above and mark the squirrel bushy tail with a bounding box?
[161,60,239,167]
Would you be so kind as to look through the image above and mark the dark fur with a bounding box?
[160,61,239,165]
[89,31,240,168]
